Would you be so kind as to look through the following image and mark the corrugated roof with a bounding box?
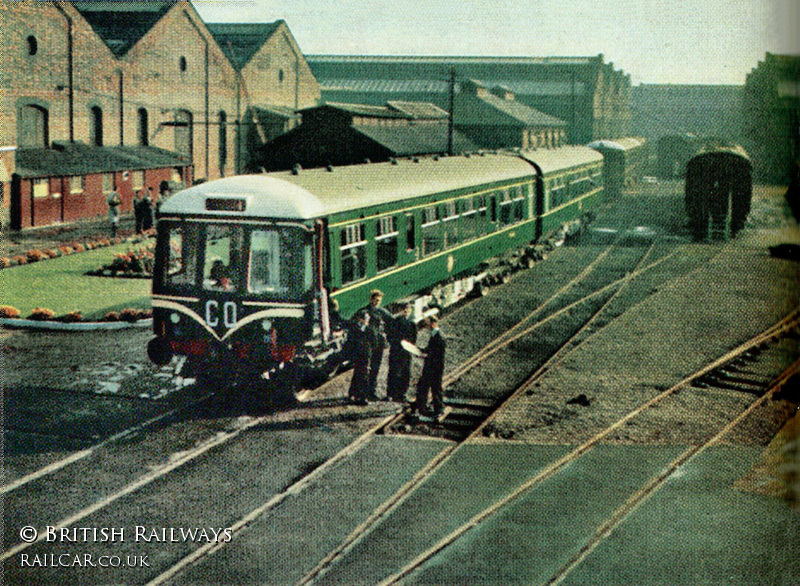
[454,94,566,127]
[353,124,477,156]
[72,1,177,57]
[207,22,283,70]
[387,101,449,119]
[15,143,190,178]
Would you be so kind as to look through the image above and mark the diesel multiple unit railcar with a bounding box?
[684,142,752,240]
[147,147,604,399]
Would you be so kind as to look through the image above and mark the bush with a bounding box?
[0,257,10,269]
[26,249,44,262]
[120,308,141,322]
[72,243,85,253]
[103,311,120,322]
[43,249,59,259]
[27,307,55,321]
[57,311,84,323]
[12,255,27,265]
[59,245,74,255]
[0,305,21,318]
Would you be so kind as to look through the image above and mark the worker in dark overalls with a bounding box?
[386,303,417,402]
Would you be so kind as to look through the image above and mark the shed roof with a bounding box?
[353,124,477,156]
[15,143,190,179]
[454,93,566,127]
[206,22,284,70]
[72,1,176,57]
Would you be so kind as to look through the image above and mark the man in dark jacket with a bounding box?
[412,315,446,419]
[359,289,393,400]
[347,310,373,405]
[386,303,417,402]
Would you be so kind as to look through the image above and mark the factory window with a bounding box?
[174,110,193,158]
[18,104,48,148]
[32,178,49,199]
[132,170,145,191]
[278,69,285,83]
[340,224,367,284]
[90,106,103,146]
[179,56,187,72]
[376,216,398,272]
[218,111,227,173]
[70,176,83,194]
[102,173,114,194]
[27,35,38,56]
[138,108,149,146]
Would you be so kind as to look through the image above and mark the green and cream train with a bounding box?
[147,146,606,397]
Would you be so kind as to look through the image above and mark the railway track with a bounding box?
[72,236,669,584]
[378,311,800,585]
[0,232,735,585]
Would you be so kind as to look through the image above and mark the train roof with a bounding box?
[587,138,646,152]
[516,145,603,174]
[160,153,537,220]
[692,142,750,162]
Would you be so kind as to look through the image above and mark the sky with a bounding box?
[193,0,800,86]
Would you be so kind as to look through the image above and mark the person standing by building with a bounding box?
[411,315,446,420]
[133,190,144,234]
[360,289,393,401]
[106,188,121,237]
[141,187,154,231]
[386,303,417,402]
[347,310,373,406]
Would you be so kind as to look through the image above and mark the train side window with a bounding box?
[405,213,416,251]
[421,205,441,256]
[442,201,458,247]
[376,216,398,272]
[340,224,367,284]
[461,197,477,241]
[161,223,199,289]
[490,195,498,223]
[499,189,513,224]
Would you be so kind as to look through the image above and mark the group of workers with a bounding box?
[344,290,446,421]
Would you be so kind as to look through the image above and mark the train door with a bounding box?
[535,176,545,241]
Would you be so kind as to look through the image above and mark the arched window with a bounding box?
[90,106,103,146]
[27,36,38,56]
[218,110,227,173]
[278,69,284,83]
[18,104,48,147]
[179,56,187,72]
[137,108,149,146]
[174,109,192,158]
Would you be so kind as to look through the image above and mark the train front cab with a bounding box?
[148,213,332,395]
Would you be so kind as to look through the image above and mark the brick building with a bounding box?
[743,53,800,183]
[453,80,567,150]
[306,54,631,145]
[0,0,320,229]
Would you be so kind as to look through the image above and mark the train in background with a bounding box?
[146,143,646,400]
[588,138,648,199]
[684,141,752,241]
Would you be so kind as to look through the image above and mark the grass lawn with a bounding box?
[2,242,152,320]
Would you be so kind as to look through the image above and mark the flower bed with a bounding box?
[1,228,155,270]
[86,240,156,278]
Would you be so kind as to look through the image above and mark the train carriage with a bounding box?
[588,138,647,199]
[684,142,752,240]
[147,148,604,400]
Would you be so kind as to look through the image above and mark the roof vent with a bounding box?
[413,157,420,163]
[326,165,333,172]
[390,158,398,165]
[432,155,439,161]
[292,163,301,175]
